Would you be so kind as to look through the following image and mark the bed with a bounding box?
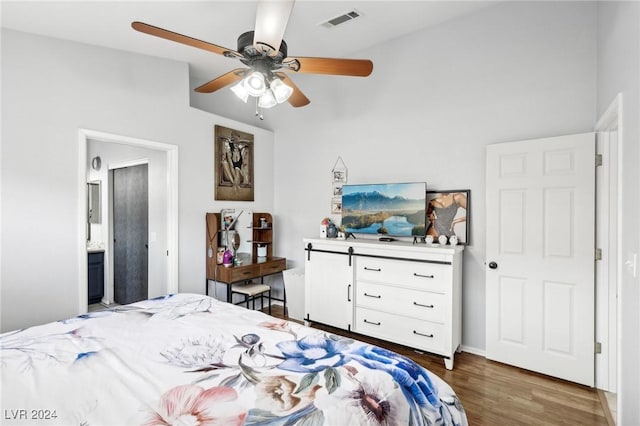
[1,293,467,425]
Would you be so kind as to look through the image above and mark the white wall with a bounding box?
[0,29,275,332]
[596,2,640,424]
[272,1,598,352]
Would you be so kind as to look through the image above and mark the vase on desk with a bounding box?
[222,249,234,267]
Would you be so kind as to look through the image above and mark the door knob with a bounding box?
[488,261,498,269]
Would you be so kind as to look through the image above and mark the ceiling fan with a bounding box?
[132,0,373,116]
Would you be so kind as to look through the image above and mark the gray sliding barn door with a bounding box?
[113,164,148,305]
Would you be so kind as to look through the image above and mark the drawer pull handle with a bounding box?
[364,319,381,326]
[413,273,435,279]
[364,267,382,272]
[364,293,382,299]
[413,330,434,338]
[413,302,434,308]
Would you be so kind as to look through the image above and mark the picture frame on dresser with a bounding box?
[426,190,470,245]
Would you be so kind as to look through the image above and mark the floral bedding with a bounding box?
[1,293,467,425]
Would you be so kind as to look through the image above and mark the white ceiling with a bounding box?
[1,0,496,85]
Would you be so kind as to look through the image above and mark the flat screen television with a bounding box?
[341,182,427,239]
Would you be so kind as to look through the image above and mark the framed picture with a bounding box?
[426,190,470,245]
[332,170,347,184]
[331,197,343,214]
[214,125,254,201]
[332,183,343,197]
[331,156,348,184]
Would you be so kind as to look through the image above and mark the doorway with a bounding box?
[594,94,622,423]
[77,129,179,315]
[113,163,149,304]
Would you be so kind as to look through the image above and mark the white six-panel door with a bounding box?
[486,133,595,386]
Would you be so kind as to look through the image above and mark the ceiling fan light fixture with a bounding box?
[270,78,293,103]
[131,2,373,116]
[244,71,266,96]
[258,89,277,109]
[230,80,249,102]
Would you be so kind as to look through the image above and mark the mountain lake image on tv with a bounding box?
[341,182,427,238]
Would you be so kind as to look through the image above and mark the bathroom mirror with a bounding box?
[87,181,102,224]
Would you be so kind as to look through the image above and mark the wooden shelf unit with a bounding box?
[206,212,275,271]
[251,213,273,259]
[206,212,284,300]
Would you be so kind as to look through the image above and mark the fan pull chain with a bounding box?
[255,99,264,120]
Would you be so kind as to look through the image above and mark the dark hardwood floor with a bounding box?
[267,305,611,426]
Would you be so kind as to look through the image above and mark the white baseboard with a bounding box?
[460,345,486,357]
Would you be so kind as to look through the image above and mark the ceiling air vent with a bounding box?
[320,10,361,28]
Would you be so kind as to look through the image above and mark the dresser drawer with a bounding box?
[260,258,286,275]
[218,264,261,282]
[355,307,446,355]
[356,257,451,293]
[355,281,447,324]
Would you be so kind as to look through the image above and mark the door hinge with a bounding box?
[595,341,602,354]
[595,248,602,261]
[595,154,603,167]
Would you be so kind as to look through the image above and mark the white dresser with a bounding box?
[304,238,463,369]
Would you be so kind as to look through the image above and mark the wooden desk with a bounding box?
[209,256,286,303]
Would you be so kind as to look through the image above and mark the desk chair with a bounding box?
[231,281,271,315]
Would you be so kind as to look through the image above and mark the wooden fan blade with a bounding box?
[286,57,373,77]
[132,22,240,58]
[253,0,295,55]
[276,73,310,107]
[194,69,247,93]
